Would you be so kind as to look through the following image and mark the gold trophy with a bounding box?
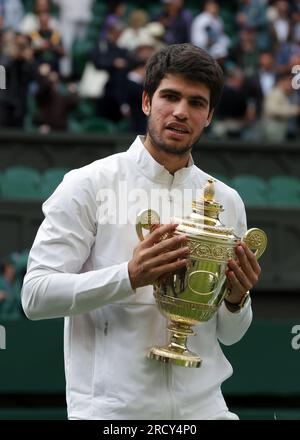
[136,179,267,368]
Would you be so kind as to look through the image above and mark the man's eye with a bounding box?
[164,94,178,101]
[190,100,204,107]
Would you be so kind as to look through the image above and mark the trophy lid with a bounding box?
[174,179,236,240]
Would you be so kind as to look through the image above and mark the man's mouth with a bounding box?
[165,123,190,134]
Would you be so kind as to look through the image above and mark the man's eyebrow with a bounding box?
[159,88,209,105]
[159,88,181,95]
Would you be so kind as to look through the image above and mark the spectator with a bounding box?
[31,12,64,73]
[268,0,291,47]
[121,42,156,133]
[33,63,78,132]
[0,33,34,128]
[236,0,271,51]
[117,9,152,52]
[91,21,130,122]
[275,29,300,74]
[229,26,260,76]
[53,0,94,77]
[102,1,127,39]
[0,0,24,32]
[213,67,250,138]
[263,72,300,141]
[191,0,230,59]
[244,51,277,120]
[157,0,193,45]
[145,21,167,51]
[291,0,300,43]
[19,0,59,35]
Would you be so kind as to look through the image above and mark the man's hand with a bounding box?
[128,223,189,290]
[225,241,261,304]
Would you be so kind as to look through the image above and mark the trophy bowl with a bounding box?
[136,179,267,368]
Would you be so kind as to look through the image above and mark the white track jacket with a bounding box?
[22,136,252,420]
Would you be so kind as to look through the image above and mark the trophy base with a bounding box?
[149,346,202,368]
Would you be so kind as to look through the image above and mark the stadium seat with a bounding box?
[210,173,231,186]
[40,167,69,200]
[268,175,300,207]
[231,175,268,206]
[81,117,116,133]
[1,166,41,200]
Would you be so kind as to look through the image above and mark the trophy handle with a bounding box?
[136,209,161,242]
[242,228,267,260]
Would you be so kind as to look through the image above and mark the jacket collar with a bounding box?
[127,136,195,185]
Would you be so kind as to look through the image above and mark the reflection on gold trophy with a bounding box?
[136,179,267,368]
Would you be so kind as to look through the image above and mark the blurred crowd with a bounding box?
[0,0,300,138]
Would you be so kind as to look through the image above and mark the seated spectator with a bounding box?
[0,32,34,128]
[0,255,22,320]
[33,63,78,132]
[19,0,59,35]
[31,12,64,73]
[263,72,300,141]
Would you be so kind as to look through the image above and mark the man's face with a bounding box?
[142,73,213,156]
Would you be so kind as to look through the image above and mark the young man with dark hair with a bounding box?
[22,43,261,420]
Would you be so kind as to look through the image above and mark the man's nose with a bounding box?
[172,100,188,120]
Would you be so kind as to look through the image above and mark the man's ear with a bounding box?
[206,109,214,127]
[142,91,151,116]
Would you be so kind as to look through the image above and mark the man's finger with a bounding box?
[239,241,261,275]
[143,223,179,246]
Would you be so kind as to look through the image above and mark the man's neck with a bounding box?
[143,137,191,175]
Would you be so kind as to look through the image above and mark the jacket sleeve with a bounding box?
[21,169,135,321]
[216,187,253,345]
[216,299,252,346]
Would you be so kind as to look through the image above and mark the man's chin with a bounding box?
[159,142,193,156]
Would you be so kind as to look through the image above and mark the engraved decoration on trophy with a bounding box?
[136,179,267,368]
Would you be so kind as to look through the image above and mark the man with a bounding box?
[22,44,261,420]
